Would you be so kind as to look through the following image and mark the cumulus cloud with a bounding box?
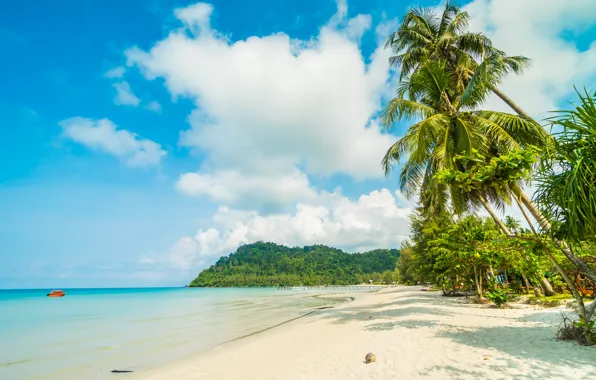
[167,189,412,268]
[112,81,141,106]
[59,117,166,167]
[126,1,394,184]
[176,169,317,210]
[104,66,126,79]
[144,100,162,113]
[464,0,596,118]
[168,236,200,268]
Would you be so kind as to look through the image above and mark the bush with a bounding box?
[486,288,508,307]
[556,315,595,346]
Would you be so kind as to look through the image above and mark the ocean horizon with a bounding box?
[0,287,353,379]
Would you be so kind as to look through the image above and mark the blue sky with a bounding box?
[2,0,596,288]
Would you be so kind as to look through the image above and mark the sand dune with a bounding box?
[135,287,596,380]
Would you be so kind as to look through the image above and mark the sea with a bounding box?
[0,287,355,379]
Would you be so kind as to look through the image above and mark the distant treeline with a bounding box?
[189,242,400,287]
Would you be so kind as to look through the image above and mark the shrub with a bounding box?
[556,314,595,346]
[485,288,508,307]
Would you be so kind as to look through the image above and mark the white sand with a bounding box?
[133,287,596,380]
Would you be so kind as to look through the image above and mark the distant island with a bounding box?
[189,242,400,287]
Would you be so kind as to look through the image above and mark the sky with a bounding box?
[1,0,596,288]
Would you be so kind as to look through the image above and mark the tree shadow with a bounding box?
[320,305,453,324]
[436,323,596,368]
[420,357,594,380]
[365,319,439,331]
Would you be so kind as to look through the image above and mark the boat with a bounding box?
[47,290,65,297]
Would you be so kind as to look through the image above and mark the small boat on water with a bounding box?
[47,290,65,297]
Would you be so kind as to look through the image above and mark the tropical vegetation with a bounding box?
[383,1,596,344]
[189,242,400,287]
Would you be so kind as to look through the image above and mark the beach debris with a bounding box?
[483,358,489,360]
[111,370,134,373]
[364,353,376,364]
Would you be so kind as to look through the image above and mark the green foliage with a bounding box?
[485,288,508,307]
[535,88,596,242]
[435,149,537,195]
[189,242,400,287]
[385,0,530,108]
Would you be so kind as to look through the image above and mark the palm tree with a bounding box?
[504,216,522,235]
[381,59,545,224]
[385,1,532,119]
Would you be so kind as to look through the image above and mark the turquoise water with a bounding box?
[0,287,339,379]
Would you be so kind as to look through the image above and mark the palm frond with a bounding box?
[475,111,547,148]
[381,98,436,129]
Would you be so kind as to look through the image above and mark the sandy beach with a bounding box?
[131,287,595,380]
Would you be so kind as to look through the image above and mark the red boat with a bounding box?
[47,290,65,297]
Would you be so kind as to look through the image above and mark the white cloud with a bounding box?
[167,188,412,268]
[464,0,596,118]
[176,169,317,210]
[113,81,141,106]
[126,2,394,183]
[144,100,162,112]
[138,256,156,264]
[117,1,409,271]
[169,236,200,268]
[105,66,126,79]
[59,117,166,167]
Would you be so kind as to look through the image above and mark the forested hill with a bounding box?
[189,242,400,287]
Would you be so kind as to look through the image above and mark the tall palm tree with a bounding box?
[382,59,561,293]
[385,1,532,119]
[381,59,545,222]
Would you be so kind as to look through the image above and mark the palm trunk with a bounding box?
[511,190,537,234]
[543,245,595,344]
[491,87,532,119]
[518,191,596,284]
[477,195,513,236]
[511,191,556,295]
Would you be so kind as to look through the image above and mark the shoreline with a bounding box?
[221,294,356,345]
[130,287,596,380]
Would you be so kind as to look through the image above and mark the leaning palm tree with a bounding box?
[385,1,532,118]
[382,59,560,293]
[381,59,546,223]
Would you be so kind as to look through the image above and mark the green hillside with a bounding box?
[189,242,400,287]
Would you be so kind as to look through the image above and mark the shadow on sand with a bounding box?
[317,288,596,376]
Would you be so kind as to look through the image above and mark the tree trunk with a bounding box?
[473,266,483,300]
[539,276,555,296]
[491,87,532,119]
[477,195,513,236]
[510,190,537,234]
[511,192,557,294]
[518,191,596,284]
[522,275,531,294]
[533,281,543,297]
[543,245,595,344]
[479,269,484,300]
